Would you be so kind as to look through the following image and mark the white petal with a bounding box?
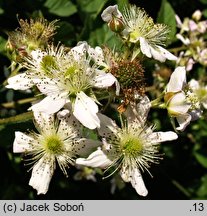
[88,46,107,67]
[156,46,178,61]
[188,79,199,90]
[150,46,166,62]
[36,79,62,96]
[125,95,151,125]
[13,132,34,153]
[71,42,88,60]
[120,167,148,196]
[93,72,120,95]
[167,66,186,92]
[97,113,119,139]
[57,110,82,138]
[130,169,148,196]
[76,148,112,168]
[6,74,34,90]
[176,34,190,45]
[168,92,190,115]
[149,131,178,144]
[73,139,102,157]
[73,92,100,129]
[29,96,67,114]
[175,14,182,28]
[101,5,122,22]
[29,157,55,195]
[140,37,152,58]
[176,113,191,131]
[33,111,55,133]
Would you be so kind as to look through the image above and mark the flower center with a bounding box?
[41,55,58,75]
[121,134,144,157]
[44,135,64,155]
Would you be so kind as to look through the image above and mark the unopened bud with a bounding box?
[192,10,202,21]
[109,17,125,33]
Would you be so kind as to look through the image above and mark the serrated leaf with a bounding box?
[44,0,77,17]
[157,0,176,45]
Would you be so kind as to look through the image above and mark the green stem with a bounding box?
[1,97,36,109]
[168,45,187,54]
[0,111,33,125]
[172,179,192,198]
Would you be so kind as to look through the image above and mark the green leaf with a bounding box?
[157,0,177,45]
[55,21,75,46]
[0,7,4,15]
[88,24,122,48]
[76,0,108,20]
[0,36,6,54]
[199,0,207,5]
[44,0,77,17]
[194,151,207,168]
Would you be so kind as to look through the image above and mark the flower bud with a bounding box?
[192,10,202,21]
[108,17,125,33]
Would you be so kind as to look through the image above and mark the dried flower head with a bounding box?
[7,17,58,61]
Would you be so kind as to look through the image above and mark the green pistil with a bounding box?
[121,135,143,157]
[41,55,58,75]
[44,135,64,155]
[64,65,77,78]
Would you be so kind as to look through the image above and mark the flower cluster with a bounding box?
[175,10,207,71]
[5,3,207,197]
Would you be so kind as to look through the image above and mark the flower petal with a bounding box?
[168,92,190,115]
[120,167,148,196]
[166,66,186,92]
[36,79,62,96]
[140,37,152,58]
[76,148,112,169]
[97,113,119,139]
[57,110,82,138]
[101,5,122,22]
[93,71,120,95]
[29,156,55,195]
[73,139,102,158]
[33,111,55,133]
[156,46,178,61]
[176,113,191,131]
[6,74,34,90]
[73,91,100,129]
[13,132,34,153]
[149,131,178,144]
[29,96,67,114]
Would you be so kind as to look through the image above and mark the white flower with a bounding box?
[76,108,178,196]
[17,43,119,129]
[121,5,177,62]
[13,111,100,195]
[188,79,207,109]
[101,5,122,23]
[165,66,201,131]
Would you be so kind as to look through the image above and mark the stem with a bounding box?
[168,45,187,54]
[172,179,192,198]
[0,111,33,125]
[150,92,165,108]
[1,97,36,109]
